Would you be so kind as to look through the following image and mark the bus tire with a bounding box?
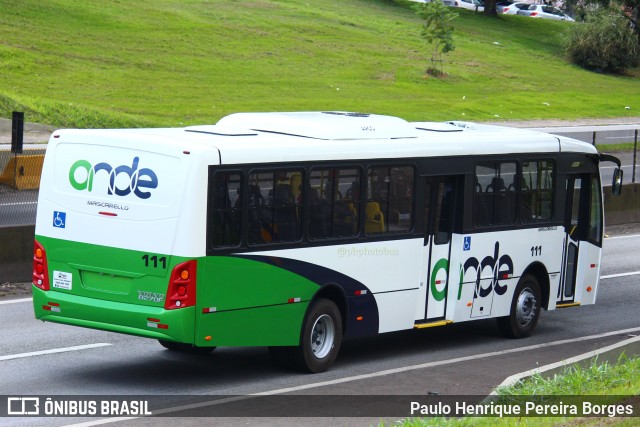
[290,298,343,373]
[497,275,541,339]
[158,340,216,354]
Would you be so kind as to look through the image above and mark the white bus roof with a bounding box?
[52,112,598,165]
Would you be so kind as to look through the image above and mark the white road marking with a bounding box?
[600,271,640,279]
[0,201,38,206]
[0,343,112,361]
[604,234,640,240]
[64,326,640,426]
[600,165,634,170]
[0,297,32,305]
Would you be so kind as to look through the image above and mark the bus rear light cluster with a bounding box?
[165,260,197,310]
[33,240,50,291]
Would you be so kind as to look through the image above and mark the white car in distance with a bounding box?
[453,0,484,11]
[501,1,532,14]
[517,4,575,21]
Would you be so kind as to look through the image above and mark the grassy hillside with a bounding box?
[0,0,638,128]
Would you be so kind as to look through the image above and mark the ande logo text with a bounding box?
[69,157,158,200]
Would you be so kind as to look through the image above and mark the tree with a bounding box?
[620,0,640,43]
[483,0,499,17]
[565,8,639,73]
[415,0,458,76]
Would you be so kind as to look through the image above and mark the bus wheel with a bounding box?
[497,275,541,339]
[158,340,216,354]
[290,298,343,373]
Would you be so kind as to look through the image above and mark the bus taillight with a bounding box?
[165,260,197,310]
[33,240,50,291]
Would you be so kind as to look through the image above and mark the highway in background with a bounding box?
[528,124,639,146]
[0,125,638,227]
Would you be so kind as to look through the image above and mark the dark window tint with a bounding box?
[308,168,361,239]
[474,162,517,227]
[434,181,454,245]
[521,160,554,223]
[366,166,414,235]
[589,176,602,244]
[210,172,242,247]
[247,170,303,244]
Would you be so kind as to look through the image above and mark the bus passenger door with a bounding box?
[420,177,455,322]
[560,175,583,303]
[560,174,602,305]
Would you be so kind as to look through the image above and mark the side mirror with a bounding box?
[612,168,623,196]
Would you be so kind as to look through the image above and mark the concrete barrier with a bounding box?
[0,154,44,190]
[604,183,640,225]
[0,225,34,283]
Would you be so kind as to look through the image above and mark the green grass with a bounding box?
[396,355,640,426]
[596,143,638,152]
[0,0,638,128]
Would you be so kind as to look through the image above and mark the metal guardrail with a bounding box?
[526,125,638,185]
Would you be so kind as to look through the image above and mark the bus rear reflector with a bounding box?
[165,260,197,310]
[33,240,50,291]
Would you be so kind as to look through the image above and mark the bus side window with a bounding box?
[366,166,414,235]
[589,176,602,244]
[210,171,243,247]
[309,168,361,239]
[521,160,554,223]
[247,184,266,243]
[474,162,517,227]
[248,170,303,244]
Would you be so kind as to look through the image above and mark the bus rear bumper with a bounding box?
[32,286,195,343]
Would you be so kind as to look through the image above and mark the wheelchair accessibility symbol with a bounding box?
[463,236,471,251]
[53,211,66,229]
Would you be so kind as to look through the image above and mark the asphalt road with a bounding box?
[1,229,639,426]
[0,190,38,227]
[528,124,639,146]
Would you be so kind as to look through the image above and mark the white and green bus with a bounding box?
[33,112,622,373]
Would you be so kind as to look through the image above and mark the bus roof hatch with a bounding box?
[216,111,420,140]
